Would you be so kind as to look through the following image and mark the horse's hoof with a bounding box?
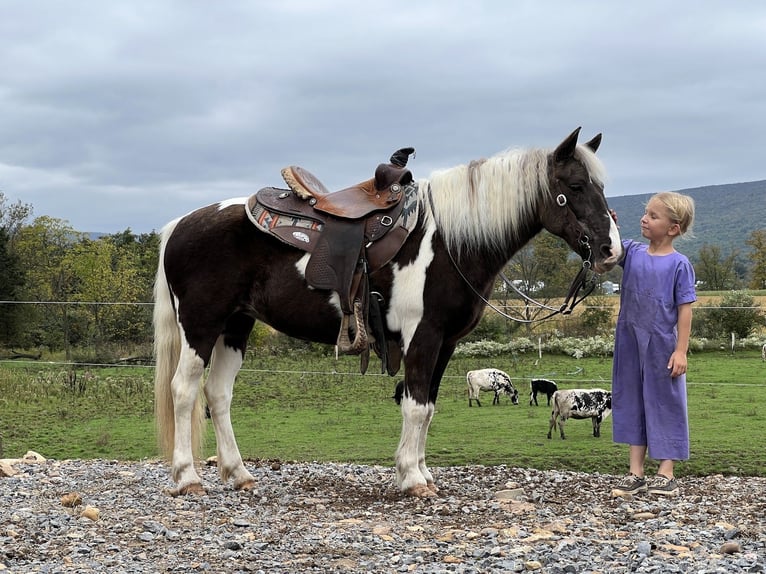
[427,481,439,493]
[235,479,256,491]
[405,484,437,498]
[165,483,205,497]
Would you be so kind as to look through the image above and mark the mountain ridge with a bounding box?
[606,179,766,262]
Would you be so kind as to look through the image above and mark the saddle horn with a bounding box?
[390,147,415,167]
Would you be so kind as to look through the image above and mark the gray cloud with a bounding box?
[1,1,764,233]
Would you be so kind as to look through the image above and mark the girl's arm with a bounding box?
[668,303,693,378]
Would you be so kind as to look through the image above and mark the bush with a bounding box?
[695,291,764,339]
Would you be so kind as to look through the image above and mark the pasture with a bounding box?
[1,350,764,477]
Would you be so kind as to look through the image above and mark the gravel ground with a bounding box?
[1,456,765,573]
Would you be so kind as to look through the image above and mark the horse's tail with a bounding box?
[153,219,205,462]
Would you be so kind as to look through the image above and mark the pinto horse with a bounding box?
[153,127,622,497]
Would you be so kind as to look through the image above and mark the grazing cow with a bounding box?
[529,378,558,406]
[547,389,612,439]
[466,369,519,407]
[762,342,766,361]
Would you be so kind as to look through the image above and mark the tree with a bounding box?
[0,192,33,246]
[0,227,25,345]
[694,244,741,291]
[696,291,763,339]
[745,229,766,290]
[13,217,87,356]
[501,232,581,329]
[63,237,144,352]
[106,229,160,301]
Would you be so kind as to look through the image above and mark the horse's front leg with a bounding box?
[416,401,436,491]
[396,398,436,498]
[204,338,256,491]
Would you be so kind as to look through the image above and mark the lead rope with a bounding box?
[430,185,599,324]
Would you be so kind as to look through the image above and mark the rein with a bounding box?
[428,185,599,324]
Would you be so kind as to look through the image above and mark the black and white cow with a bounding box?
[547,389,612,439]
[466,368,519,407]
[529,378,558,406]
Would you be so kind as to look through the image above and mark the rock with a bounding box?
[721,541,741,554]
[495,488,526,501]
[61,492,83,507]
[0,461,17,477]
[636,540,652,556]
[22,451,46,463]
[81,506,100,521]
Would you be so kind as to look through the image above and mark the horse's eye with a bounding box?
[569,184,583,192]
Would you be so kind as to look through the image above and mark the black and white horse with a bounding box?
[153,128,622,497]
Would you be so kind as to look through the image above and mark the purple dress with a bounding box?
[612,239,696,460]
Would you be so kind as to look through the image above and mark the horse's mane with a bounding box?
[423,145,606,254]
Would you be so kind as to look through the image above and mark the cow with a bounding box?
[529,378,558,406]
[762,342,766,362]
[466,368,519,407]
[547,389,612,439]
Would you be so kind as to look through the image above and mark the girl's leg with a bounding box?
[629,445,647,476]
[657,459,675,478]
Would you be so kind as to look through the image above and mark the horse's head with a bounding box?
[541,127,622,274]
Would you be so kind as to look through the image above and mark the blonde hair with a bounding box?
[652,191,695,236]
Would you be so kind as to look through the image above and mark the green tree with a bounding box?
[501,232,581,330]
[745,229,766,290]
[63,237,145,353]
[106,229,160,301]
[0,192,33,246]
[0,227,25,345]
[13,217,87,356]
[694,244,741,291]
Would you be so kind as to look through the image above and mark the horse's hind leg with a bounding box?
[204,337,256,491]
[169,346,207,495]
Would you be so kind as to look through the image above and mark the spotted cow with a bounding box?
[547,389,612,439]
[466,368,519,407]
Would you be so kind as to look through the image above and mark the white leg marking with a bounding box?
[417,402,435,486]
[171,340,205,489]
[204,337,256,489]
[395,396,431,491]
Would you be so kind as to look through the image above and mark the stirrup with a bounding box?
[336,299,368,354]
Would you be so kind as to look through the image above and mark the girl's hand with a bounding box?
[667,351,688,378]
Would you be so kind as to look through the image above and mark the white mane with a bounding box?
[423,145,606,254]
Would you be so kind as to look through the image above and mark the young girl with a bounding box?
[610,191,696,497]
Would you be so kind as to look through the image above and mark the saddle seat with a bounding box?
[245,148,418,375]
[281,160,413,219]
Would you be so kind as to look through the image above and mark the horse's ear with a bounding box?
[584,133,602,153]
[554,127,581,162]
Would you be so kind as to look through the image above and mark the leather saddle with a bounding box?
[246,148,418,374]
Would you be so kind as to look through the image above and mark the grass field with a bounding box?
[1,349,764,478]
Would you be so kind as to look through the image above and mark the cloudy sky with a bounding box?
[2,1,765,234]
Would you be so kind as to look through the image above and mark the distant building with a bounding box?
[601,281,620,295]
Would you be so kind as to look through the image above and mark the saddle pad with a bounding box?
[246,188,324,252]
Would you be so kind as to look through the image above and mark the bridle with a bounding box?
[433,187,600,324]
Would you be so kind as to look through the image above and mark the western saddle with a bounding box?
[246,148,417,374]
